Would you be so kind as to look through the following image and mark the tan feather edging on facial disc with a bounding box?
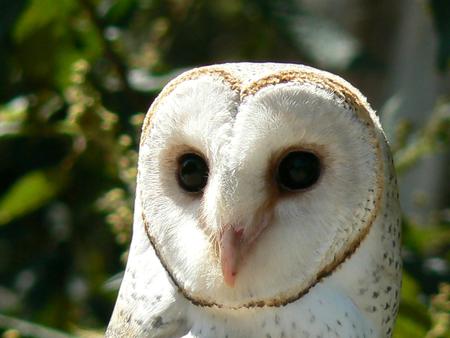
[139,65,385,309]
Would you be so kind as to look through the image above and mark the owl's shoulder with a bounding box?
[106,234,189,337]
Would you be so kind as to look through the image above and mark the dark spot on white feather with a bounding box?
[152,316,163,328]
[274,314,280,325]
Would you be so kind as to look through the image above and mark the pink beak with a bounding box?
[219,225,244,287]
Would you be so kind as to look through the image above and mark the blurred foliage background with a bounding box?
[0,0,449,337]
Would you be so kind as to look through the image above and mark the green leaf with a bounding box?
[404,221,450,256]
[394,273,432,337]
[0,170,62,225]
[13,0,76,42]
[0,97,28,121]
[394,314,429,338]
[0,314,75,338]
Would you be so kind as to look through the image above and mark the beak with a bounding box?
[218,210,273,287]
[219,225,244,287]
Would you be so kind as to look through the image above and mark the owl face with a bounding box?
[138,64,384,309]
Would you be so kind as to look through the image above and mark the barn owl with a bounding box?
[106,63,402,338]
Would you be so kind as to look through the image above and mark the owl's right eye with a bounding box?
[177,153,209,193]
[276,150,321,191]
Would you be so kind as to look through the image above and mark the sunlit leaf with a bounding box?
[426,283,450,337]
[0,97,27,138]
[0,170,63,225]
[74,327,104,338]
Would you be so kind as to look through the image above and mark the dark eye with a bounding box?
[276,151,321,191]
[177,153,209,193]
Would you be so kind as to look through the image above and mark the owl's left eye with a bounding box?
[177,153,209,193]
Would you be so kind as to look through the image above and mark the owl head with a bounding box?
[135,63,384,309]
